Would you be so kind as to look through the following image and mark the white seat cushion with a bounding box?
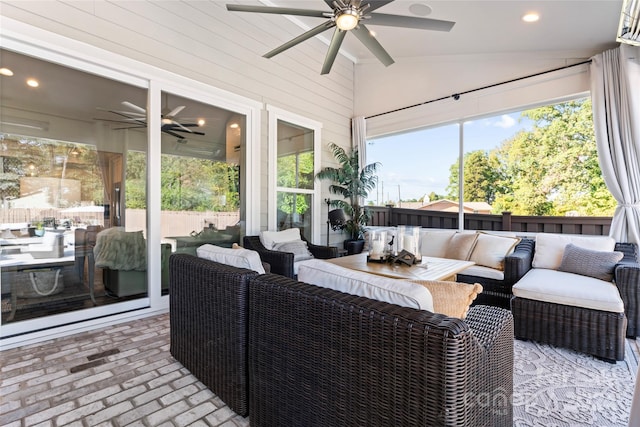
[297,259,434,312]
[512,268,624,313]
[532,233,616,270]
[197,244,266,274]
[459,265,505,281]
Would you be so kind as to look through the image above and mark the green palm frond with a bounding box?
[316,142,380,240]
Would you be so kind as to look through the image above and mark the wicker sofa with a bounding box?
[169,252,514,426]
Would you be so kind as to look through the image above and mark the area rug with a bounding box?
[513,339,636,426]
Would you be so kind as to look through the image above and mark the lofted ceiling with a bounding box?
[232,0,624,65]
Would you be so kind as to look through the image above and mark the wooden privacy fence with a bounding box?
[126,209,240,238]
[0,208,240,239]
[367,206,613,236]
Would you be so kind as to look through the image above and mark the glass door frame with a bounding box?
[267,105,322,243]
[0,18,261,346]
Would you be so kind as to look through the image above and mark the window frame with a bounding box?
[267,105,322,243]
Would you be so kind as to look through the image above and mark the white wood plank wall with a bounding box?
[1,0,355,230]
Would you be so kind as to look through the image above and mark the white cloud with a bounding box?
[495,115,516,129]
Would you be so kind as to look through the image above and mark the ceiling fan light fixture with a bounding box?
[336,9,359,31]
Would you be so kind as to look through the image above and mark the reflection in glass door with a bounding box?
[0,48,149,331]
[159,91,246,277]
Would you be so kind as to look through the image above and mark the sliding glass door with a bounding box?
[0,48,150,331]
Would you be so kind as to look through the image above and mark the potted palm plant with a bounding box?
[316,143,380,254]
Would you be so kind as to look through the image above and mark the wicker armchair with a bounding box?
[243,235,338,278]
[511,241,640,362]
[248,273,514,427]
[458,238,535,309]
[169,253,259,417]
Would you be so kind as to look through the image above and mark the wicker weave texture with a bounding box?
[460,238,535,309]
[248,274,514,427]
[511,297,627,361]
[169,254,258,416]
[614,242,640,337]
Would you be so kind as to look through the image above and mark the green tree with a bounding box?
[447,99,616,216]
[446,150,505,205]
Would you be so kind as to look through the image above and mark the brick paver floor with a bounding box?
[0,313,249,427]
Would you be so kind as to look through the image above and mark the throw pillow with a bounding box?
[272,240,314,263]
[444,232,479,260]
[259,228,301,250]
[409,280,483,319]
[469,233,521,270]
[558,243,624,282]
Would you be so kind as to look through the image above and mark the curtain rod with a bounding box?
[365,59,593,120]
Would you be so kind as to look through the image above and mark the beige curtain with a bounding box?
[590,44,640,244]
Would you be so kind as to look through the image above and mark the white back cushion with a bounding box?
[259,228,301,250]
[197,244,266,274]
[297,259,434,312]
[469,233,520,270]
[532,233,616,270]
[419,229,457,257]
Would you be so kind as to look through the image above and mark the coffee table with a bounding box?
[325,253,475,282]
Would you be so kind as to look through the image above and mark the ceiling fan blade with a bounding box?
[166,105,185,117]
[264,21,335,58]
[121,101,147,114]
[113,125,146,130]
[366,1,394,13]
[170,120,193,133]
[168,128,206,136]
[367,13,455,31]
[162,128,186,139]
[227,4,327,18]
[352,25,394,67]
[105,110,147,125]
[321,28,347,75]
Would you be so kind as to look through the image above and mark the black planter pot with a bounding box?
[344,239,365,255]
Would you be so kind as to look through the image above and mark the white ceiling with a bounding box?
[240,0,624,64]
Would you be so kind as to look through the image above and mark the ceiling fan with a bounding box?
[226,0,455,74]
[97,101,205,140]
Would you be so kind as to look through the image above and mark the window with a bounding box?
[268,106,321,243]
[367,97,615,225]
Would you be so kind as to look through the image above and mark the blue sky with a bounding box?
[366,112,534,204]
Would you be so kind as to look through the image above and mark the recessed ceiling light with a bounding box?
[197,119,206,126]
[409,3,432,17]
[0,67,14,76]
[26,78,39,88]
[230,123,239,129]
[522,12,540,23]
